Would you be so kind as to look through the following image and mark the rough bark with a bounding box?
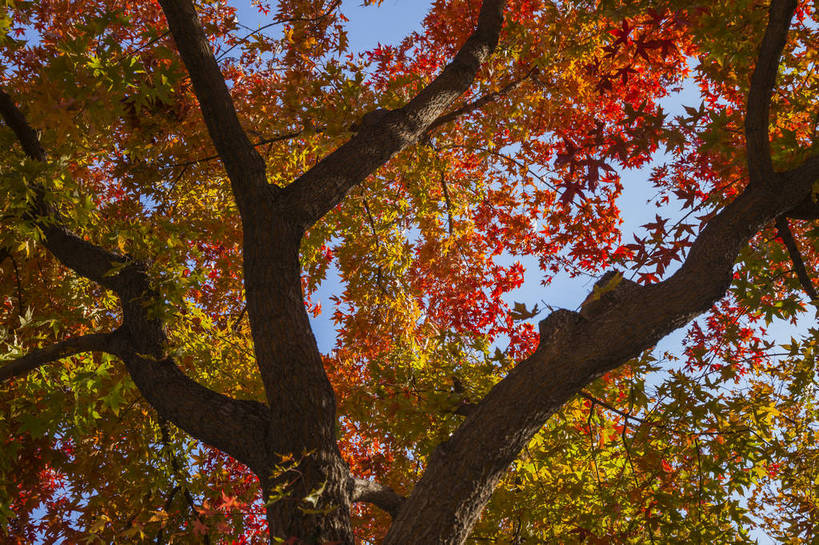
[745,0,794,187]
[4,0,817,544]
[349,478,405,518]
[382,2,807,543]
[0,89,272,475]
[278,0,506,228]
[155,0,507,542]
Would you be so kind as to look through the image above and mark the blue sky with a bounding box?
[227,0,709,351]
[14,2,808,543]
[230,4,802,543]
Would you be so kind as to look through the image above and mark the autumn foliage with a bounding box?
[1,0,817,543]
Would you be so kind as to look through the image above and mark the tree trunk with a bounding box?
[261,447,354,545]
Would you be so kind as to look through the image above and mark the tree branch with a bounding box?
[280,0,507,228]
[426,69,535,135]
[157,0,267,207]
[745,0,797,187]
[0,331,119,382]
[0,249,25,315]
[349,477,405,518]
[167,128,309,170]
[0,88,273,475]
[0,89,45,161]
[216,0,342,62]
[382,4,809,543]
[775,216,818,302]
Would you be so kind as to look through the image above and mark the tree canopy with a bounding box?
[0,0,817,543]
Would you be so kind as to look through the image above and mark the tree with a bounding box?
[0,0,817,543]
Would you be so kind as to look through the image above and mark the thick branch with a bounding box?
[0,332,118,382]
[775,216,818,301]
[745,0,797,186]
[785,195,819,219]
[233,0,507,472]
[157,0,267,205]
[782,156,819,218]
[0,87,136,293]
[383,4,808,544]
[349,478,405,518]
[0,89,272,474]
[279,0,506,227]
[385,168,817,545]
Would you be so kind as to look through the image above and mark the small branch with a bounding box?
[440,173,454,235]
[440,143,559,192]
[154,485,180,545]
[159,418,212,545]
[349,477,405,518]
[577,391,661,428]
[167,128,309,169]
[117,31,171,66]
[230,304,247,332]
[426,69,535,135]
[0,249,24,316]
[745,0,797,187]
[0,331,120,382]
[10,254,24,315]
[217,0,342,61]
[361,198,389,297]
[775,216,818,302]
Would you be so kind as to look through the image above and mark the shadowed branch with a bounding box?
[0,331,120,382]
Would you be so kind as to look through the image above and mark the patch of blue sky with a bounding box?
[20,3,809,542]
[227,0,430,55]
[296,15,807,539]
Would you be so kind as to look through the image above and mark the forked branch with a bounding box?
[382,3,808,544]
[0,89,272,474]
[280,0,507,227]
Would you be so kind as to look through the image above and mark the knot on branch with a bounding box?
[537,308,581,348]
[350,108,391,133]
[579,270,639,320]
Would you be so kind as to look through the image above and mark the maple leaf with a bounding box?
[1,1,816,545]
[509,301,539,321]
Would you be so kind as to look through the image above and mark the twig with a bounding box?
[362,198,389,297]
[775,216,818,303]
[231,304,247,332]
[159,418,212,545]
[167,128,310,169]
[216,0,342,61]
[439,173,454,235]
[426,68,536,134]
